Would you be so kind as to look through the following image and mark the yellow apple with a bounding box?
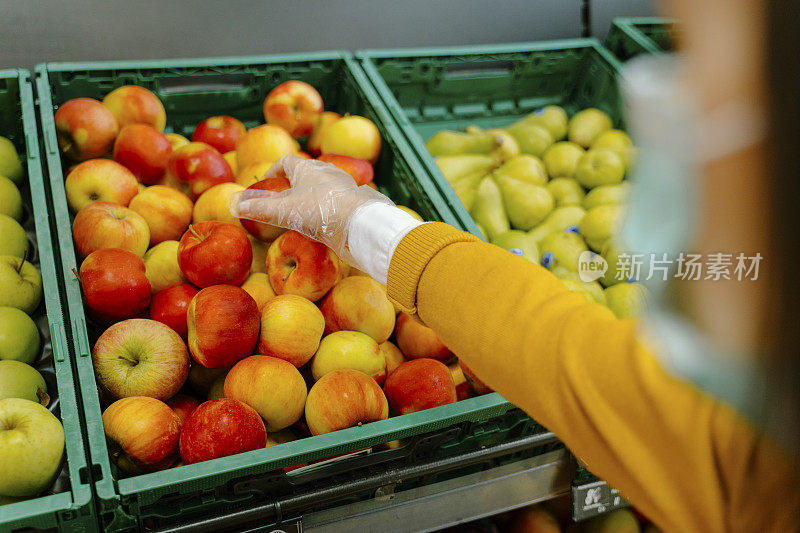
[240,272,276,312]
[320,115,381,164]
[311,331,387,385]
[143,240,186,293]
[192,182,245,228]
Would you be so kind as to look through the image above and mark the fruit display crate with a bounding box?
[604,17,676,62]
[0,70,95,532]
[357,39,625,237]
[35,52,554,532]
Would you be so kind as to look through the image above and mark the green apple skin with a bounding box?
[0,136,23,185]
[0,360,47,403]
[0,214,29,258]
[605,282,648,319]
[546,177,585,207]
[528,205,587,245]
[491,230,540,263]
[506,123,554,158]
[0,175,23,221]
[539,231,589,273]
[574,149,626,189]
[543,141,585,179]
[0,255,43,314]
[578,204,626,252]
[0,307,40,364]
[582,182,631,210]
[0,398,65,498]
[493,154,548,186]
[567,108,613,148]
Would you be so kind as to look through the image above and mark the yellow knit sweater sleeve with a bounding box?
[386,223,799,532]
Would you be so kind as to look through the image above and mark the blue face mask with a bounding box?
[619,54,767,422]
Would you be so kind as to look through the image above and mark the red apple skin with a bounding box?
[72,201,150,257]
[102,397,181,474]
[164,142,235,200]
[179,398,267,464]
[459,360,493,395]
[305,369,389,436]
[166,394,201,428]
[103,85,166,131]
[186,285,260,369]
[316,154,374,186]
[177,221,252,287]
[239,175,291,242]
[307,111,341,155]
[395,313,453,363]
[149,282,199,337]
[113,124,172,184]
[263,80,323,138]
[319,276,395,343]
[80,248,151,322]
[381,341,406,376]
[55,97,119,161]
[64,159,139,212]
[266,230,341,302]
[192,116,246,154]
[383,359,457,415]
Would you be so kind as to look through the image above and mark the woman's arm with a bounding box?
[387,222,799,532]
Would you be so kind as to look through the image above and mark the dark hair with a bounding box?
[764,0,800,455]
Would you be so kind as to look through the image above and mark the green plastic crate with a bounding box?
[0,70,96,532]
[36,52,543,532]
[357,39,625,237]
[605,17,676,62]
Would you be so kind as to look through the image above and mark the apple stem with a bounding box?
[282,266,296,282]
[188,224,204,242]
[37,387,50,408]
[117,355,138,366]
[72,268,81,283]
[16,249,27,274]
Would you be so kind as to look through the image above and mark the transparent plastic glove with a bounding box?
[230,155,397,272]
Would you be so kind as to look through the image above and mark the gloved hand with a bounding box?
[231,155,422,282]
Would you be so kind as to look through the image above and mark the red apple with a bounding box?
[307,111,341,155]
[235,124,298,170]
[79,248,151,322]
[103,85,166,131]
[380,341,406,376]
[266,230,341,301]
[311,331,387,385]
[257,294,323,367]
[113,124,172,184]
[177,221,251,287]
[102,396,181,474]
[224,355,307,431]
[263,80,323,138]
[128,185,193,246]
[55,97,119,161]
[72,201,150,257]
[164,142,234,200]
[64,159,138,212]
[165,394,200,428]
[149,282,199,337]
[93,319,190,400]
[459,360,493,395]
[305,369,389,436]
[395,313,453,363]
[235,161,275,188]
[383,359,457,415]
[320,115,381,164]
[192,116,246,154]
[239,174,290,241]
[179,398,267,464]
[165,133,190,151]
[319,276,395,343]
[186,285,259,368]
[316,154,374,186]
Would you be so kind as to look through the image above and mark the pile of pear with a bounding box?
[427,106,646,319]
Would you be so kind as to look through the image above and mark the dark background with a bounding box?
[1,0,656,71]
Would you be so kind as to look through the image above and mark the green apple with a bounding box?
[539,231,589,272]
[582,182,631,210]
[0,175,23,221]
[546,177,585,207]
[567,108,613,148]
[604,282,648,319]
[591,129,635,168]
[493,173,553,231]
[0,360,47,404]
[0,307,40,364]
[542,141,584,179]
[493,154,548,186]
[0,255,43,314]
[578,204,626,252]
[529,105,568,140]
[0,398,64,498]
[574,149,626,189]
[491,230,539,263]
[0,137,23,185]
[0,214,28,258]
[528,205,586,245]
[506,123,554,158]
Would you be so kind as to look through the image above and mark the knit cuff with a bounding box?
[386,222,480,316]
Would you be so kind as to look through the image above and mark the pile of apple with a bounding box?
[55,79,488,474]
[0,137,66,504]
[428,106,647,319]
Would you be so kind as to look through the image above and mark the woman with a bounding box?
[233,1,800,528]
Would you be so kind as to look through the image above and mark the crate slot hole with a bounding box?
[159,73,249,94]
